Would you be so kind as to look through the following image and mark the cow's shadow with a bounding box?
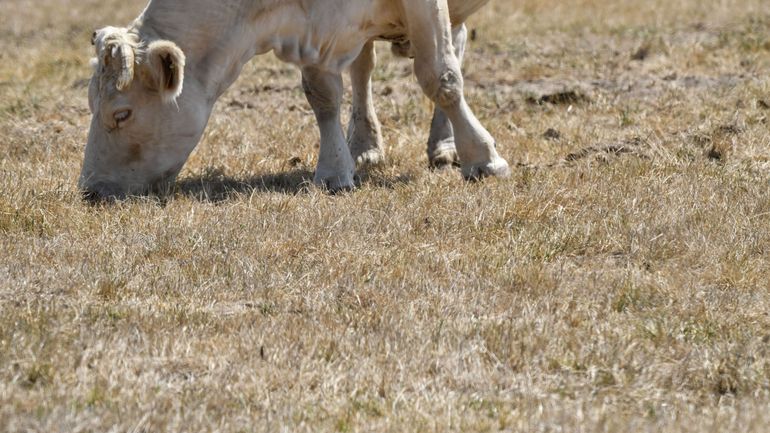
[176,167,413,202]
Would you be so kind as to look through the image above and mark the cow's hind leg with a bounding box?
[347,41,385,166]
[302,66,356,191]
[404,0,510,179]
[427,24,467,169]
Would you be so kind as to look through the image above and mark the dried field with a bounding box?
[2,0,770,431]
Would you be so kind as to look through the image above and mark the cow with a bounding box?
[80,0,511,200]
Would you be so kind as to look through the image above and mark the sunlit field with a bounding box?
[1,0,770,431]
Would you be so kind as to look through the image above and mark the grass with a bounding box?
[1,0,770,431]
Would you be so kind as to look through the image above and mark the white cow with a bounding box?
[80,0,511,200]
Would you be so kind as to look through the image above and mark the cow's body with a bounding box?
[80,0,510,199]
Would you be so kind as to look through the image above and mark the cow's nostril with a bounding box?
[81,182,124,204]
[82,188,104,204]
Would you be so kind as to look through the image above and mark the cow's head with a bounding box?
[80,27,208,201]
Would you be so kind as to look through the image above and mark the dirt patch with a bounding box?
[691,123,746,161]
[518,80,593,105]
[476,72,754,113]
[564,137,649,163]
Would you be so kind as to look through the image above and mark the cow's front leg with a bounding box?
[404,0,510,179]
[347,41,384,166]
[302,67,356,191]
[427,24,467,169]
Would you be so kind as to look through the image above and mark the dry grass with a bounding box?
[2,0,770,431]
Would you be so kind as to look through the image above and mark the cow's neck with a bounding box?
[132,0,294,101]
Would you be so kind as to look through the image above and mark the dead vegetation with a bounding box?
[1,0,770,432]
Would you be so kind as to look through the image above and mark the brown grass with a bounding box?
[2,0,770,431]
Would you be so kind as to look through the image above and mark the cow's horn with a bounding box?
[111,41,135,91]
[97,28,137,91]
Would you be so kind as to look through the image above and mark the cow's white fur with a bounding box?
[80,0,510,199]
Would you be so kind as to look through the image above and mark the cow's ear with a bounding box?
[143,40,185,103]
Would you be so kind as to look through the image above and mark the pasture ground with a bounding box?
[2,0,770,431]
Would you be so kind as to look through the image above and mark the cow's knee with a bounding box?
[415,59,464,110]
[436,68,463,107]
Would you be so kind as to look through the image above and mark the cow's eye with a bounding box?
[114,109,132,126]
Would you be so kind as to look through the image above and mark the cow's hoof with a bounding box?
[429,140,459,169]
[314,171,356,193]
[353,148,385,166]
[462,157,511,181]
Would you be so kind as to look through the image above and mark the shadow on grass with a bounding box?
[176,167,414,202]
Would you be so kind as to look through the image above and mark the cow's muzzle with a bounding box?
[81,181,126,204]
